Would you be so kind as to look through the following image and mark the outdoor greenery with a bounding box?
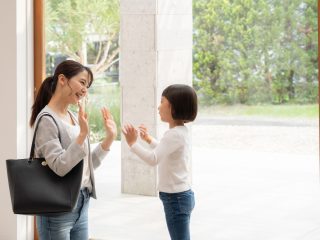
[45,0,318,142]
[45,0,120,76]
[193,0,318,105]
[45,0,121,143]
[87,81,121,142]
[199,104,318,119]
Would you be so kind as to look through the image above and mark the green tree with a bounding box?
[267,0,318,104]
[193,0,318,105]
[45,0,120,76]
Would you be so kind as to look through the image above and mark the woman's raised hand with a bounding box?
[77,101,89,145]
[100,107,117,151]
[101,107,117,139]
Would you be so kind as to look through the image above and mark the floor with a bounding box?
[89,118,320,240]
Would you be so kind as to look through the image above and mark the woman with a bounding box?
[30,60,117,239]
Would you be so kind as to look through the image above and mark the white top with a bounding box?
[131,126,191,193]
[61,120,92,192]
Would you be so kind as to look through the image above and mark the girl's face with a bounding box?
[61,70,90,104]
[158,96,173,123]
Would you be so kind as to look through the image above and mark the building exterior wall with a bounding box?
[120,0,192,195]
[0,0,33,239]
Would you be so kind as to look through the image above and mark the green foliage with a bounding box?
[193,0,318,105]
[200,104,319,119]
[45,0,120,75]
[46,0,121,143]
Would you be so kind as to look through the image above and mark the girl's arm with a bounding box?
[122,124,181,166]
[138,124,158,149]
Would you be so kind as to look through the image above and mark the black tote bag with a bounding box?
[6,113,83,215]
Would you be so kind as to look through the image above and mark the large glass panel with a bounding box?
[43,0,319,239]
[192,1,319,239]
[45,0,120,143]
[45,2,120,237]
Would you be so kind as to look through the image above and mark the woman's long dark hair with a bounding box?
[29,60,93,127]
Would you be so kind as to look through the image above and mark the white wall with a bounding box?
[0,0,33,239]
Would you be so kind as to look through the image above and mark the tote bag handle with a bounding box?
[29,112,61,160]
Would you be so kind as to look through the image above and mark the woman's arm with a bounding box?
[91,107,117,169]
[35,116,86,177]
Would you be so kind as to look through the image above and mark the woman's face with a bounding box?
[64,70,90,104]
[158,96,173,123]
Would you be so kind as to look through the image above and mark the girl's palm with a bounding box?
[122,124,138,146]
[139,124,151,143]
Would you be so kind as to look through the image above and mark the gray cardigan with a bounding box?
[34,105,109,199]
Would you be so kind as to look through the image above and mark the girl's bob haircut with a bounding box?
[162,84,198,123]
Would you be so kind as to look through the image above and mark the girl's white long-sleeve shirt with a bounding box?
[130,126,191,193]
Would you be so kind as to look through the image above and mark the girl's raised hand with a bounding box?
[138,124,152,144]
[122,124,138,147]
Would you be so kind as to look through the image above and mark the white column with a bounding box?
[0,0,33,239]
[120,0,192,195]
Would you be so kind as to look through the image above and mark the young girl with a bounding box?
[122,84,198,240]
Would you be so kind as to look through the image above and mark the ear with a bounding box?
[57,74,67,86]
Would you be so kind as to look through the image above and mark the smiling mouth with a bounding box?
[75,92,83,100]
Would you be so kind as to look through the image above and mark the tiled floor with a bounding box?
[89,121,320,240]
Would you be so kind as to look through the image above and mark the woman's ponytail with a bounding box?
[29,76,55,127]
